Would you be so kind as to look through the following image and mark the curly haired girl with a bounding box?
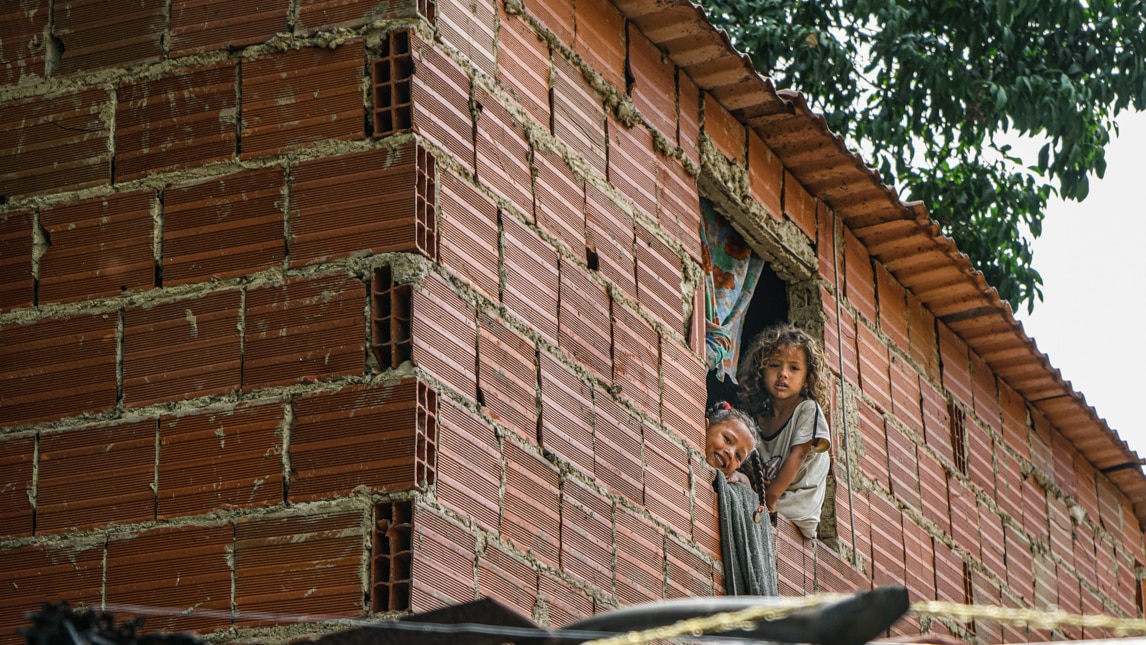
[736,323,831,539]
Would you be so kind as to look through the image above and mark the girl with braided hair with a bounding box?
[704,401,769,512]
[736,323,831,539]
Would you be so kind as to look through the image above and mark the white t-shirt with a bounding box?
[756,399,830,538]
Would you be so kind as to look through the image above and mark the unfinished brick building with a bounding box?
[1,0,1144,643]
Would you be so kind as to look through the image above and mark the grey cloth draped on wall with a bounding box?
[714,471,778,596]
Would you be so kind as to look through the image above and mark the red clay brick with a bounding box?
[889,354,922,430]
[783,170,816,239]
[938,322,973,410]
[616,506,663,603]
[54,0,164,75]
[0,313,118,426]
[477,540,538,617]
[106,523,233,633]
[906,291,940,382]
[612,302,659,416]
[539,352,595,474]
[821,286,858,385]
[553,55,606,174]
[978,501,1005,575]
[524,0,573,48]
[660,338,705,452]
[559,260,614,382]
[902,519,936,602]
[535,148,587,260]
[503,214,559,342]
[1073,453,1100,531]
[702,93,743,164]
[857,323,892,413]
[241,42,365,159]
[574,0,624,89]
[970,351,1000,431]
[657,153,701,261]
[438,400,502,532]
[234,510,365,624]
[0,543,103,643]
[165,167,285,284]
[1022,475,1050,542]
[438,0,496,77]
[116,61,237,181]
[594,393,644,504]
[39,190,155,304]
[538,572,593,626]
[0,4,48,85]
[948,477,980,558]
[868,494,906,589]
[0,211,33,311]
[290,381,434,502]
[857,398,889,490]
[815,543,869,594]
[159,402,283,517]
[502,441,560,567]
[478,312,538,440]
[171,0,286,56]
[774,517,808,595]
[817,202,838,281]
[876,264,908,349]
[969,569,1003,643]
[411,504,478,611]
[38,420,156,533]
[123,290,242,407]
[410,272,478,396]
[844,228,876,323]
[244,274,365,389]
[476,87,533,218]
[1005,524,1033,603]
[995,450,1023,524]
[635,225,684,331]
[745,132,782,220]
[1051,430,1076,498]
[644,427,690,537]
[886,425,920,512]
[932,539,965,602]
[966,421,995,497]
[587,184,636,299]
[439,171,498,299]
[917,448,949,535]
[677,71,700,167]
[0,87,110,198]
[0,433,34,538]
[497,6,551,126]
[920,381,952,463]
[561,477,614,593]
[628,26,675,137]
[291,145,436,267]
[608,117,657,218]
[665,537,711,598]
[299,0,421,31]
[999,380,1029,460]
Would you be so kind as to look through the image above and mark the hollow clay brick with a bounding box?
[701,92,743,165]
[234,510,365,624]
[170,0,287,57]
[477,540,538,617]
[411,504,478,612]
[439,171,499,300]
[38,190,155,305]
[105,524,234,633]
[906,291,940,382]
[0,434,34,538]
[608,117,658,219]
[165,167,285,283]
[539,352,595,474]
[497,4,551,127]
[553,55,606,174]
[478,312,539,440]
[476,88,534,219]
[159,402,283,518]
[844,228,877,323]
[561,477,614,594]
[0,212,33,312]
[628,26,675,138]
[525,0,573,48]
[53,0,165,76]
[856,323,891,413]
[970,351,1000,432]
[502,440,560,567]
[747,132,782,221]
[876,263,909,351]
[0,4,48,85]
[0,543,103,643]
[574,0,625,90]
[503,214,559,342]
[437,400,502,533]
[438,0,496,77]
[938,322,973,410]
[677,71,700,167]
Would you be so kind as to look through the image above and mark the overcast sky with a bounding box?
[1014,110,1146,459]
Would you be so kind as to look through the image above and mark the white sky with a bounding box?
[1014,110,1146,458]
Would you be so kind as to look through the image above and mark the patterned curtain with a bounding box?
[701,200,764,383]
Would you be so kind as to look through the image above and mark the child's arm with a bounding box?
[764,441,812,512]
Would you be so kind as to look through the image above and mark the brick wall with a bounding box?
[0,1,1142,644]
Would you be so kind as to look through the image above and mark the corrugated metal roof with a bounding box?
[614,0,1146,523]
